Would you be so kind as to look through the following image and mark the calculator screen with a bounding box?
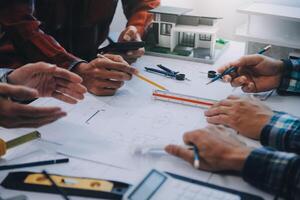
[128,170,167,200]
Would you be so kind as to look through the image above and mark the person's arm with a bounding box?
[0,68,13,83]
[277,59,300,95]
[260,112,300,154]
[121,0,160,37]
[0,0,85,70]
[242,147,300,199]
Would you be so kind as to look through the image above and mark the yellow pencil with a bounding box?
[97,54,168,91]
[134,73,168,91]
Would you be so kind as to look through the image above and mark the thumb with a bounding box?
[123,26,138,41]
[0,84,39,100]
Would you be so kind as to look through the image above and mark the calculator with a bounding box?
[123,169,264,200]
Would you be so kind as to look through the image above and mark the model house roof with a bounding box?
[149,6,192,16]
[150,6,222,20]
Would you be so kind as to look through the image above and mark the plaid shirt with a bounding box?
[278,59,300,95]
[243,59,300,199]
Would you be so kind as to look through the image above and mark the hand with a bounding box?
[8,62,87,104]
[73,54,137,96]
[219,55,284,93]
[0,84,66,128]
[165,126,251,172]
[118,26,145,63]
[205,96,274,139]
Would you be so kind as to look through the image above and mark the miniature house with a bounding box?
[147,6,222,59]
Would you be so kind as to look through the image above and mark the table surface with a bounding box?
[1,41,299,200]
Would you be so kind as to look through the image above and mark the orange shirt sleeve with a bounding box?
[122,0,160,37]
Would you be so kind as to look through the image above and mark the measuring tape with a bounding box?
[0,131,41,156]
[152,90,218,108]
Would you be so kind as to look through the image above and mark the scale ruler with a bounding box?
[152,90,218,108]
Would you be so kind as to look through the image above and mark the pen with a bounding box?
[206,45,272,85]
[42,170,70,200]
[0,158,69,171]
[193,145,200,169]
[97,54,168,91]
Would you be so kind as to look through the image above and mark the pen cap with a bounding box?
[0,138,7,156]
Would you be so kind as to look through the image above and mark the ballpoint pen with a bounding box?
[193,145,200,169]
[206,45,272,85]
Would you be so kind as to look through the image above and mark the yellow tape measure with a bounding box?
[0,131,41,156]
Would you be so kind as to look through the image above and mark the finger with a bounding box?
[165,144,194,164]
[242,82,256,93]
[95,79,124,89]
[231,76,248,88]
[94,59,137,74]
[204,106,231,117]
[123,26,138,41]
[95,70,132,81]
[217,60,240,74]
[53,67,83,83]
[89,88,117,96]
[227,95,240,100]
[10,103,62,118]
[55,79,87,94]
[56,86,85,100]
[126,48,145,57]
[0,84,38,100]
[206,115,231,126]
[103,54,127,64]
[14,112,67,128]
[210,99,232,109]
[222,75,232,82]
[52,91,78,104]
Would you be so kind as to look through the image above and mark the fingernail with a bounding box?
[127,51,133,56]
[124,35,131,41]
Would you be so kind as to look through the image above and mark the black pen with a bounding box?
[42,170,70,200]
[206,45,272,85]
[0,158,69,171]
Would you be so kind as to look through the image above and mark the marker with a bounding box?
[0,158,69,171]
[193,145,200,169]
[97,54,168,91]
[206,45,272,85]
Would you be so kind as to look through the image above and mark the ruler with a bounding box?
[152,90,218,108]
[6,131,41,150]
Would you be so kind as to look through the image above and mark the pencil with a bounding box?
[134,73,168,91]
[97,54,168,91]
[0,158,69,171]
[193,145,200,169]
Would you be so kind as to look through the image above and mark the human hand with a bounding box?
[205,95,274,139]
[219,55,284,93]
[73,54,137,96]
[118,26,145,63]
[166,126,251,172]
[0,84,66,128]
[8,62,87,104]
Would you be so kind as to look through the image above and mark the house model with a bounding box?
[145,6,225,63]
